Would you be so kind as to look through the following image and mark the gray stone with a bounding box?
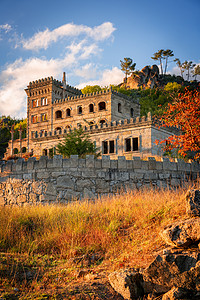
[186,189,200,217]
[143,249,200,294]
[108,269,144,300]
[57,176,75,189]
[86,155,94,168]
[161,218,200,248]
[76,179,93,191]
[83,188,95,199]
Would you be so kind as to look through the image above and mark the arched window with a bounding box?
[55,127,61,131]
[130,108,134,117]
[89,121,94,125]
[98,102,106,111]
[22,147,26,153]
[100,119,106,124]
[55,110,62,119]
[66,108,71,117]
[13,148,18,154]
[78,106,82,114]
[66,125,71,129]
[118,103,122,113]
[89,104,94,113]
[43,149,48,156]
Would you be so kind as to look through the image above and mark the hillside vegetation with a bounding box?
[0,183,198,299]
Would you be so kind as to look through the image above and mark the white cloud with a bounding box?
[76,67,124,89]
[0,22,116,118]
[21,22,116,51]
[74,63,97,80]
[0,24,12,33]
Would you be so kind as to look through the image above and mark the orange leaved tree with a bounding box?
[156,87,200,160]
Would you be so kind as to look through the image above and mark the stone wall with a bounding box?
[0,155,199,206]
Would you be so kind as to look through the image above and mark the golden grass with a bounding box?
[0,182,197,270]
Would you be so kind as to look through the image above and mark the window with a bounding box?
[22,147,26,153]
[77,123,82,128]
[41,114,47,121]
[100,119,106,124]
[55,110,62,119]
[89,103,94,113]
[109,140,115,153]
[13,148,18,154]
[102,141,108,154]
[78,106,82,114]
[118,103,122,113]
[133,138,139,151]
[89,121,94,125]
[66,108,71,117]
[102,140,115,154]
[125,138,131,152]
[130,108,134,117]
[125,137,139,152]
[98,101,106,111]
[32,115,38,123]
[32,99,38,108]
[41,97,47,105]
[43,149,48,156]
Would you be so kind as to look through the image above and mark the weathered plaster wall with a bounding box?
[0,155,199,206]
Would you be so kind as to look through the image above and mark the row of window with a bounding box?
[102,138,139,154]
[32,98,48,107]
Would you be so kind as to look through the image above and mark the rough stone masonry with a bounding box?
[0,155,199,206]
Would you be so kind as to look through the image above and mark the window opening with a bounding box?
[66,108,71,117]
[131,108,134,117]
[98,102,106,111]
[118,103,122,113]
[100,119,106,124]
[89,104,94,112]
[55,110,62,119]
[102,141,108,154]
[109,140,115,153]
[125,138,131,152]
[78,106,82,114]
[132,138,139,151]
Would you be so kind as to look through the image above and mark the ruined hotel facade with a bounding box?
[4,73,174,160]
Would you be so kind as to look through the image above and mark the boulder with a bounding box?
[143,249,200,294]
[161,217,200,248]
[186,189,200,217]
[108,269,144,300]
[162,287,193,300]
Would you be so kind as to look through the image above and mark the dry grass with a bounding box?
[0,182,198,299]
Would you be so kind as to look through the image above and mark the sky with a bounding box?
[0,0,199,119]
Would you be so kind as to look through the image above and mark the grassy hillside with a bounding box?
[0,183,198,299]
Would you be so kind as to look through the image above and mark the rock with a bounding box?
[186,189,200,217]
[162,287,193,300]
[143,249,200,294]
[108,269,144,300]
[161,217,200,248]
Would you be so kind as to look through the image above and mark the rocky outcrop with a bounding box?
[121,65,160,89]
[108,189,200,299]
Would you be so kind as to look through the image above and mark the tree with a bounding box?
[151,49,164,76]
[163,49,174,75]
[192,65,200,81]
[56,127,100,158]
[155,87,200,160]
[120,58,136,81]
[81,85,102,94]
[182,61,196,81]
[174,58,184,78]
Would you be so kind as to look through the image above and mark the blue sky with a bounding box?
[0,0,199,118]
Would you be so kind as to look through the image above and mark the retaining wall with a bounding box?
[0,155,199,206]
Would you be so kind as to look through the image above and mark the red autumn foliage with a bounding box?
[156,87,200,160]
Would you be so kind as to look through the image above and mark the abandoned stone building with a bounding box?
[4,72,175,160]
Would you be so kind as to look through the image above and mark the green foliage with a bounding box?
[164,82,182,92]
[0,116,27,159]
[120,57,136,79]
[81,85,102,94]
[56,127,100,158]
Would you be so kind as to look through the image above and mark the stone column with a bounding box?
[18,125,22,157]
